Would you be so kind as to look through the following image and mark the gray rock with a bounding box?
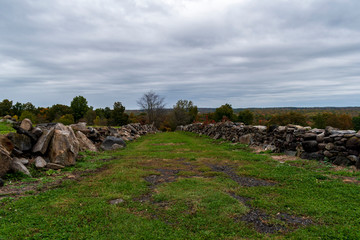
[346,137,360,150]
[347,155,358,163]
[49,123,79,166]
[20,118,33,131]
[76,131,97,152]
[32,128,55,154]
[318,143,326,150]
[356,159,360,169]
[239,134,253,145]
[316,133,325,142]
[302,141,318,152]
[46,163,65,170]
[304,133,317,141]
[101,136,126,151]
[324,151,333,158]
[7,133,32,152]
[35,156,47,168]
[333,156,350,166]
[10,159,31,177]
[325,143,335,150]
[13,157,29,165]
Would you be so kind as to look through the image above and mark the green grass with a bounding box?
[0,121,15,135]
[1,132,360,239]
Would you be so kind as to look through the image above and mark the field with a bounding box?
[1,132,360,239]
[0,122,15,135]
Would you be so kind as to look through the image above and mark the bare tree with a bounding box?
[137,91,166,127]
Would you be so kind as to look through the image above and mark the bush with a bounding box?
[238,110,254,125]
[19,111,37,123]
[57,114,75,125]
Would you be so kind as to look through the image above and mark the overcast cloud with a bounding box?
[0,0,359,109]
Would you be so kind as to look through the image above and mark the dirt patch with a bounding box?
[239,209,285,234]
[271,155,298,162]
[229,192,313,234]
[210,165,276,187]
[144,169,179,187]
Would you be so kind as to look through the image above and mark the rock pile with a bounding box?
[0,119,158,180]
[179,122,360,168]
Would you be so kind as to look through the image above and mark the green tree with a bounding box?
[11,102,23,117]
[170,100,198,129]
[238,110,254,125]
[84,108,97,125]
[48,104,72,122]
[0,99,13,116]
[214,104,234,122]
[70,96,89,122]
[110,102,129,126]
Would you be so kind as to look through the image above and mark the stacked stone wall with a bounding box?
[179,122,360,168]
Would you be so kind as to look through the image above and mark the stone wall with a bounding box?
[178,122,360,168]
[0,119,158,179]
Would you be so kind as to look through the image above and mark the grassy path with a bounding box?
[1,132,360,239]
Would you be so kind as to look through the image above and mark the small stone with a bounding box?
[316,133,325,142]
[324,151,333,158]
[13,157,29,165]
[46,163,65,170]
[109,198,124,205]
[347,155,358,163]
[325,143,335,150]
[11,159,31,177]
[35,156,47,168]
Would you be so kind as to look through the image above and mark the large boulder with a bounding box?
[0,146,12,177]
[32,128,55,154]
[7,133,32,152]
[20,118,33,131]
[76,131,97,152]
[48,123,79,166]
[101,136,126,151]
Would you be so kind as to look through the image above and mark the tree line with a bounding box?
[1,92,360,131]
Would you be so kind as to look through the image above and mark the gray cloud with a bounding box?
[0,0,359,109]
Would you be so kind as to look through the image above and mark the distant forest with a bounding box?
[1,95,360,131]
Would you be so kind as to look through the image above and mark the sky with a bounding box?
[1,0,360,109]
